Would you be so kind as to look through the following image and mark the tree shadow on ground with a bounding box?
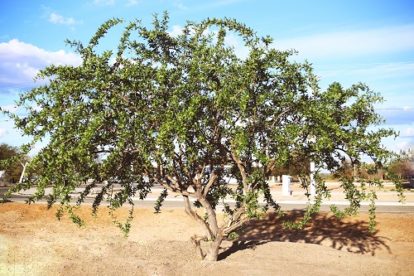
[219,210,391,260]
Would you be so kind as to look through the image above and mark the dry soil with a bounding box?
[0,202,413,275]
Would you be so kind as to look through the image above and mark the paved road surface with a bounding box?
[2,186,414,213]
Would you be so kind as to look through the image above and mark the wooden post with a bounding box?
[19,161,28,183]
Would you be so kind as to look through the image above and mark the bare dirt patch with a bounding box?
[1,202,413,275]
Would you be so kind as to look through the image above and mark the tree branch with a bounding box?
[223,216,249,235]
[196,192,220,237]
[203,171,218,197]
[183,195,213,240]
[231,150,248,192]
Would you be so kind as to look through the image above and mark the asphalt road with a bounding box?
[2,186,414,213]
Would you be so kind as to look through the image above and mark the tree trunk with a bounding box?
[184,185,225,261]
[204,234,223,261]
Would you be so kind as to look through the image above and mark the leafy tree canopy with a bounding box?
[2,13,398,261]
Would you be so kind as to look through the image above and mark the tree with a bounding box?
[270,152,311,179]
[0,143,28,184]
[333,160,354,180]
[387,148,414,180]
[2,13,397,261]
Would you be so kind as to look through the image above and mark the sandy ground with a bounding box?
[1,202,414,276]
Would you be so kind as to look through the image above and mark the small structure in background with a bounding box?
[310,161,316,196]
[282,175,291,196]
[0,170,5,185]
[269,175,277,184]
[280,161,316,196]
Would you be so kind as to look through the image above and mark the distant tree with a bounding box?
[269,152,311,182]
[358,163,385,181]
[333,160,354,180]
[387,148,414,180]
[2,13,398,261]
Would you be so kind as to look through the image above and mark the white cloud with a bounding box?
[318,62,414,80]
[402,127,414,137]
[188,0,244,11]
[395,139,414,152]
[173,22,414,63]
[378,107,414,125]
[223,32,249,59]
[275,25,414,60]
[0,39,82,88]
[93,0,143,6]
[0,128,7,138]
[0,118,31,151]
[0,112,48,155]
[126,0,139,6]
[169,25,184,37]
[48,12,79,26]
[381,131,414,153]
[93,0,144,6]
[93,0,116,5]
[173,0,188,10]
[0,104,18,114]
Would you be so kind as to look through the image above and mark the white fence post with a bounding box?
[282,175,291,196]
[310,161,316,196]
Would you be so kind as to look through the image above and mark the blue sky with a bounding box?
[0,0,414,154]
